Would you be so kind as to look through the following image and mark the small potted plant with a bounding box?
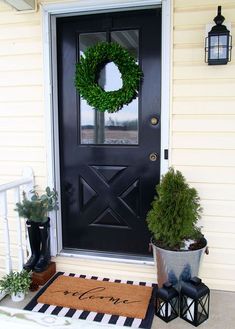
[0,270,31,302]
[15,186,58,273]
[147,168,207,289]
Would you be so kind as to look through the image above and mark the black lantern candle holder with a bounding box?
[205,6,232,65]
[155,282,179,323]
[180,277,210,327]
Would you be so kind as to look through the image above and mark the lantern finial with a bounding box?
[214,6,225,25]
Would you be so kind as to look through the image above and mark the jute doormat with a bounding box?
[24,272,157,329]
[37,275,152,319]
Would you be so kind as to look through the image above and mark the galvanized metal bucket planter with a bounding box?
[152,238,207,290]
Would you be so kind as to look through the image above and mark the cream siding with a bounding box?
[0,0,235,291]
[0,3,46,187]
[172,0,235,291]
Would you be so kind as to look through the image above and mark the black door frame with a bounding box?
[42,0,171,259]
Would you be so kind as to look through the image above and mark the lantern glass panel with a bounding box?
[181,295,194,321]
[180,293,210,326]
[159,300,171,317]
[209,36,219,59]
[156,297,179,322]
[197,295,210,324]
[186,297,195,321]
[218,35,229,59]
[209,35,228,60]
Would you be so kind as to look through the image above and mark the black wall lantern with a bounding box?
[205,6,232,65]
[180,277,210,327]
[155,282,179,323]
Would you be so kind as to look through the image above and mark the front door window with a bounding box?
[80,30,139,145]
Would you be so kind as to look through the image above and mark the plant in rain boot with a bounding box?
[34,218,51,273]
[15,186,58,272]
[23,220,40,271]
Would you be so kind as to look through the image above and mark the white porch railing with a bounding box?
[0,167,34,275]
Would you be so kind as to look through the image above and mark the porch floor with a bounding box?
[0,289,234,328]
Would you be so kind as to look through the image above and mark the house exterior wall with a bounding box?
[171,0,235,292]
[0,0,235,291]
[0,0,47,276]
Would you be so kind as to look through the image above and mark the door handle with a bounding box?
[149,153,158,162]
[150,117,159,125]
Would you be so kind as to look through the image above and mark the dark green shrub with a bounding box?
[147,168,203,250]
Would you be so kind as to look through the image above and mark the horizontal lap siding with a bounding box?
[0,2,46,276]
[172,0,235,290]
[52,256,157,283]
[0,4,46,186]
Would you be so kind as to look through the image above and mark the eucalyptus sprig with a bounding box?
[75,42,143,113]
[15,186,58,223]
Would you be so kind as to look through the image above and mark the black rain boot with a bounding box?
[23,220,40,271]
[34,218,51,273]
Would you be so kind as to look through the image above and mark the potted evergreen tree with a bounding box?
[0,270,31,302]
[15,187,58,273]
[147,168,207,289]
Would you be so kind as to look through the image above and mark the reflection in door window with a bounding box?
[79,30,139,145]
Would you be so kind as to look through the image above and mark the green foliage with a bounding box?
[15,186,58,223]
[0,270,31,294]
[147,168,203,249]
[75,42,143,113]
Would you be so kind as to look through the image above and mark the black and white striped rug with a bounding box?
[24,272,157,328]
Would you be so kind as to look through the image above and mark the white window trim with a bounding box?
[42,0,172,257]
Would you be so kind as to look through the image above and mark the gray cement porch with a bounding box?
[0,289,234,329]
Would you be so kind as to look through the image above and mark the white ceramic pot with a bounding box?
[11,291,25,302]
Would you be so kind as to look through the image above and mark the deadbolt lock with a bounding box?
[149,153,158,162]
[150,117,158,125]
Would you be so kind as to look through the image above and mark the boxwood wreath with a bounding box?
[75,42,143,113]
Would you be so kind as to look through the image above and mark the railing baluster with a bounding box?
[0,191,12,274]
[22,167,34,258]
[0,167,34,276]
[14,187,24,272]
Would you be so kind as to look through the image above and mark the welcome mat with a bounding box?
[24,272,157,328]
[37,275,152,319]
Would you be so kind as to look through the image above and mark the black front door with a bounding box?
[57,9,161,257]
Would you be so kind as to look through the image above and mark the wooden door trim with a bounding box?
[42,0,171,260]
